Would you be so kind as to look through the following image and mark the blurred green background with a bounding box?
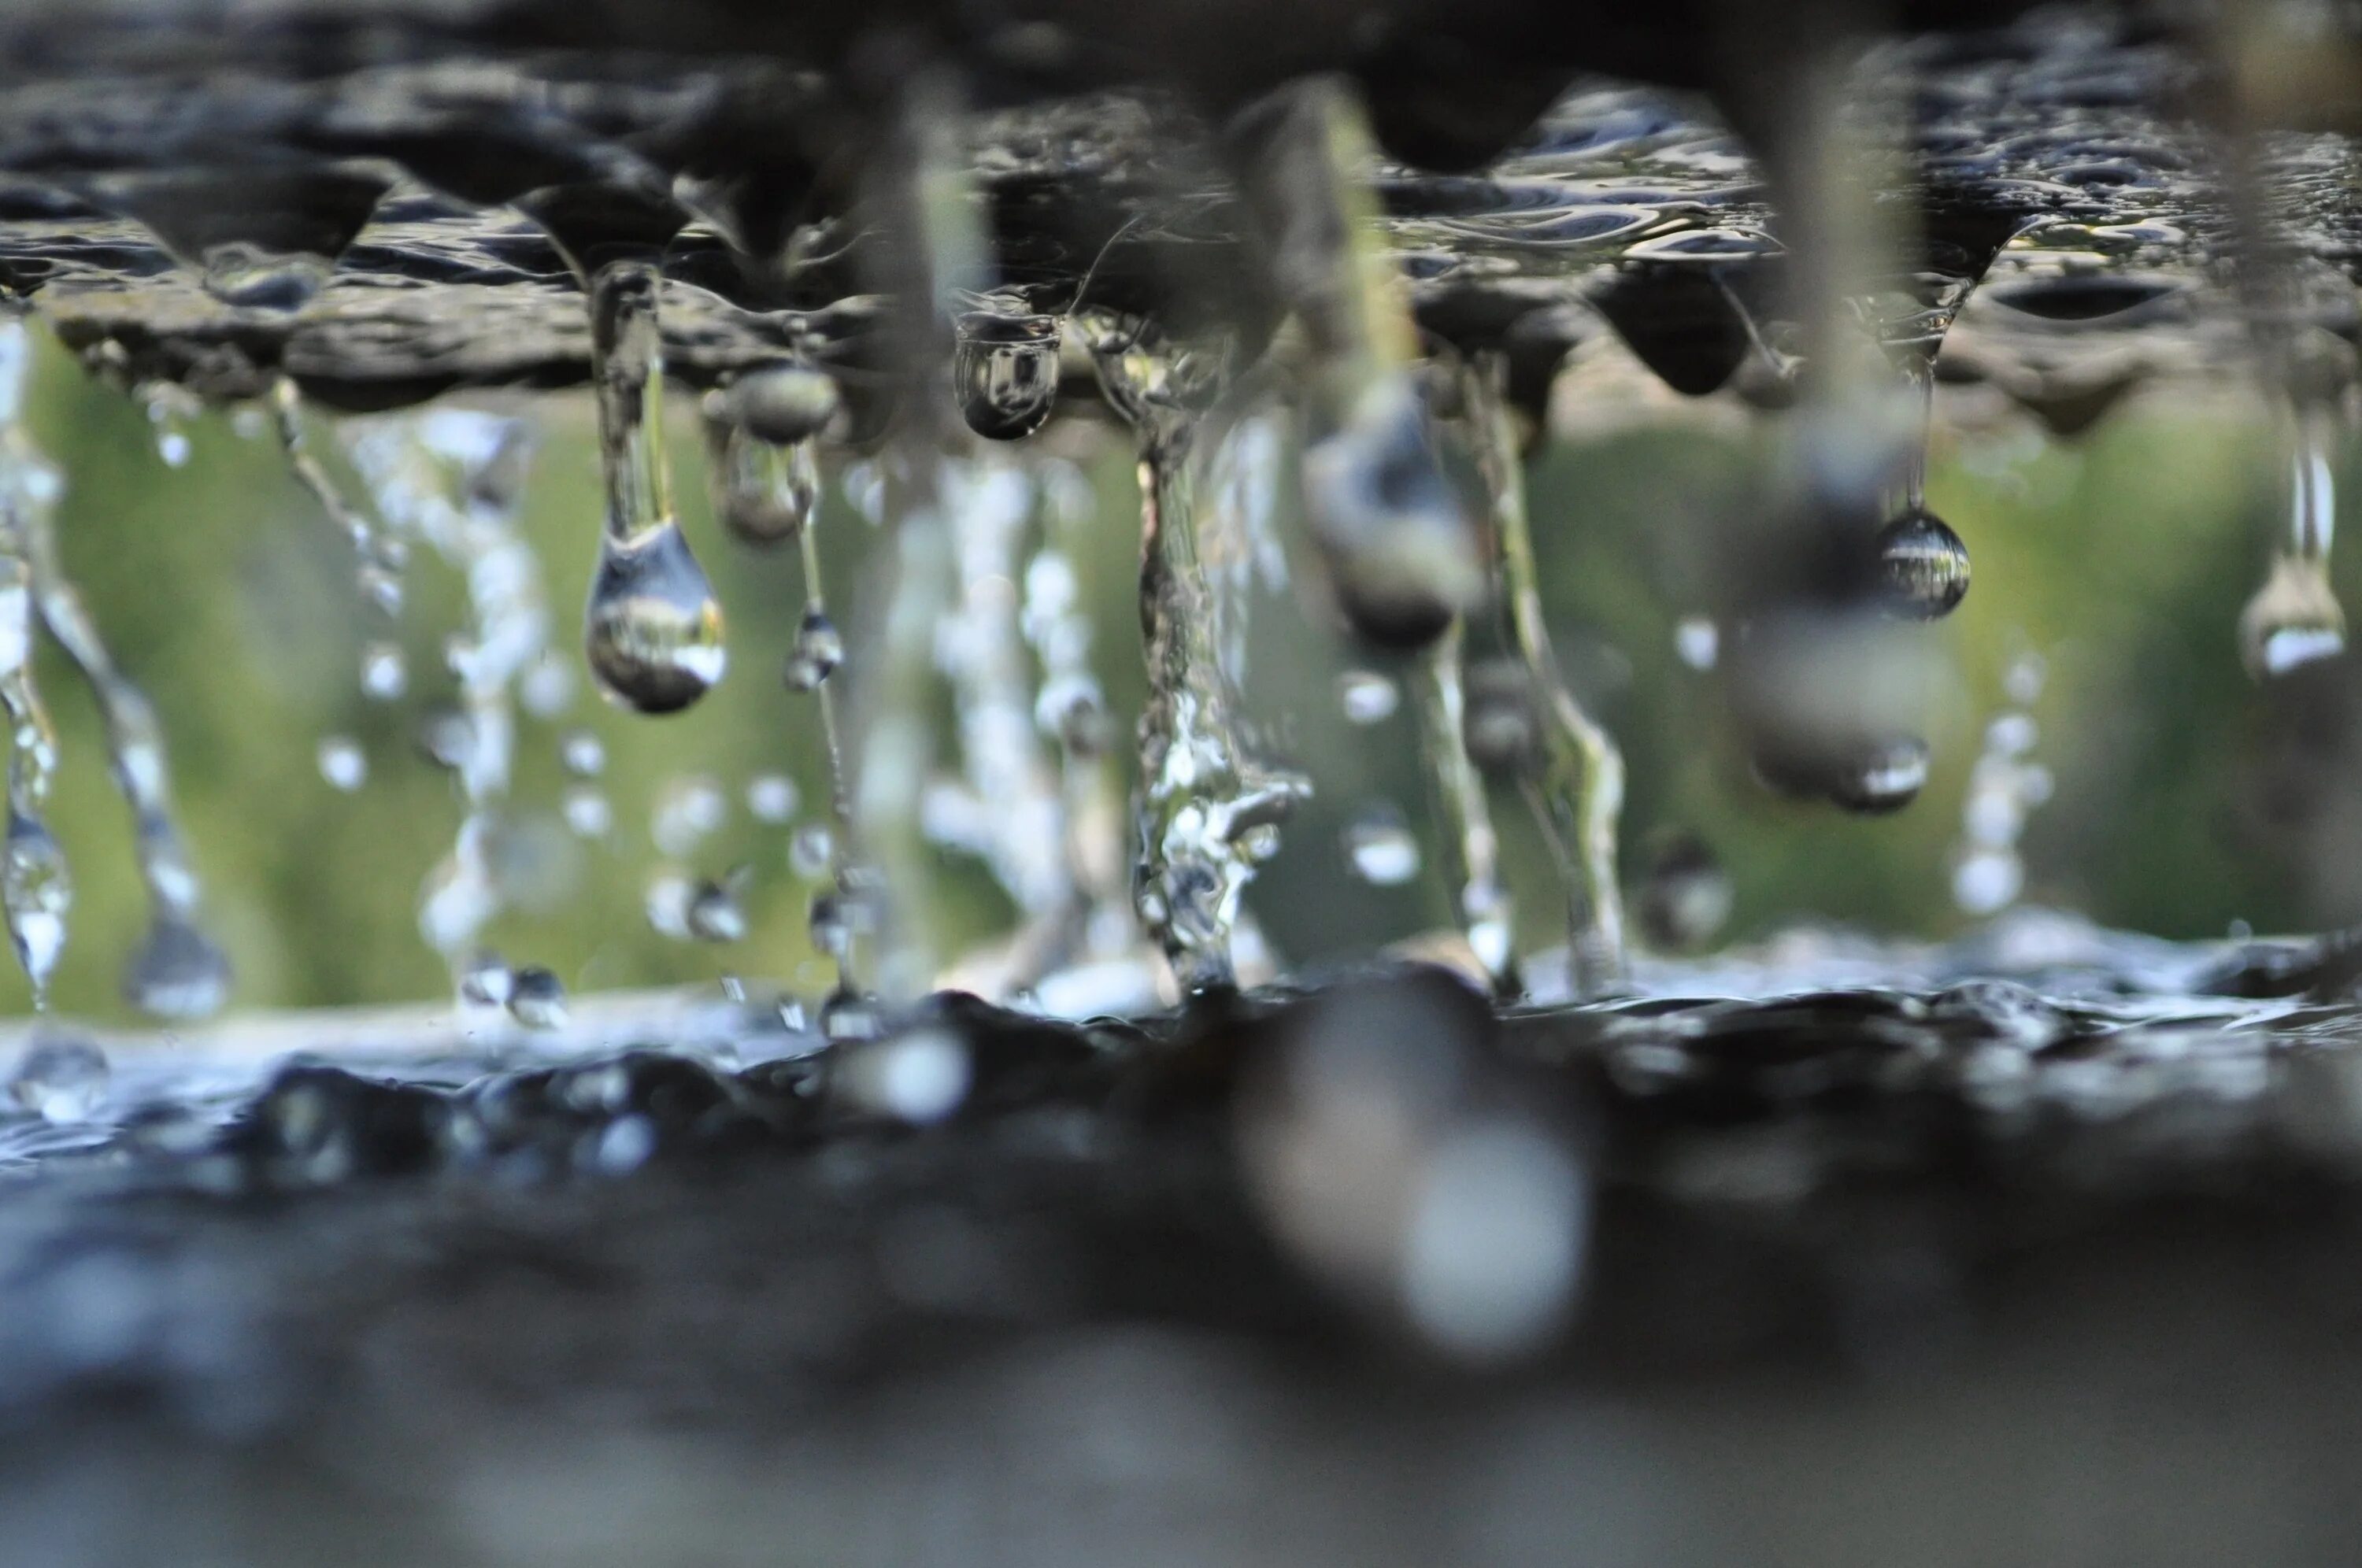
[2,323,2342,1021]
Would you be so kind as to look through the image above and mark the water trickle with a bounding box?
[272,378,409,619]
[953,310,1061,441]
[580,259,726,714]
[6,1036,106,1124]
[1343,803,1422,886]
[1458,354,1625,996]
[785,608,845,691]
[317,735,367,792]
[1415,629,1514,985]
[506,965,568,1030]
[2241,406,2345,679]
[0,324,65,1005]
[1087,314,1311,991]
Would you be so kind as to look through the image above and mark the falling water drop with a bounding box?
[790,823,835,879]
[1636,832,1733,952]
[702,392,820,548]
[563,786,613,839]
[953,311,1061,440]
[1875,507,1971,620]
[317,735,367,791]
[1674,615,1720,671]
[784,608,845,691]
[650,775,727,859]
[2,815,66,1003]
[1344,804,1423,886]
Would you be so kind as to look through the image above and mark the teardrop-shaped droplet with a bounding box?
[954,312,1061,441]
[2240,555,2347,679]
[703,394,820,548]
[2,810,68,1004]
[1875,507,1971,620]
[784,607,844,692]
[725,364,842,447]
[584,520,727,714]
[123,912,231,1020]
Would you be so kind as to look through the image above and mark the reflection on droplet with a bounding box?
[2240,555,2346,679]
[317,734,366,791]
[8,1037,107,1124]
[1875,508,1971,620]
[1337,668,1401,725]
[954,312,1061,441]
[784,608,844,692]
[507,965,567,1030]
[1343,804,1422,886]
[584,520,727,714]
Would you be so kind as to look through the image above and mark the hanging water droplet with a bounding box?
[7,1036,107,1124]
[746,773,799,824]
[687,877,748,944]
[954,312,1061,441]
[790,823,835,878]
[1875,507,1971,620]
[1674,616,1720,671]
[651,774,727,859]
[1343,804,1422,886]
[507,965,567,1030]
[703,394,820,547]
[1304,375,1482,650]
[584,520,727,714]
[2241,555,2347,678]
[560,729,605,778]
[724,364,842,446]
[317,734,366,792]
[562,786,613,839]
[1338,668,1401,725]
[1824,738,1932,815]
[2,812,68,1004]
[123,913,231,1020]
[458,949,513,1007]
[359,640,407,701]
[784,607,844,692]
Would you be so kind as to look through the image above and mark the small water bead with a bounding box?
[703,395,820,547]
[650,775,727,859]
[747,773,799,824]
[1875,508,1971,620]
[643,869,694,940]
[1674,616,1720,671]
[317,734,366,792]
[723,364,842,447]
[560,730,605,778]
[1302,375,1483,650]
[156,429,191,468]
[1343,804,1423,886]
[687,876,749,944]
[1338,669,1401,725]
[583,521,727,715]
[458,949,513,1007]
[562,786,613,838]
[784,608,844,692]
[954,312,1061,441]
[123,913,231,1020]
[507,966,567,1030]
[1033,673,1110,756]
[359,641,407,701]
[1953,847,2026,915]
[7,1037,108,1124]
[790,823,835,878]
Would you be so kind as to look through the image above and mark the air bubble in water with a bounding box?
[584,520,727,714]
[507,965,567,1030]
[747,773,798,823]
[1875,507,1971,620]
[784,608,844,691]
[317,735,366,792]
[7,1037,107,1124]
[1343,804,1422,886]
[123,913,231,1020]
[954,312,1061,441]
[1337,669,1401,724]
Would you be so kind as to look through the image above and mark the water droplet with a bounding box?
[819,988,885,1043]
[562,786,613,838]
[687,878,748,944]
[724,364,842,446]
[1875,507,1971,620]
[784,608,844,692]
[1343,804,1422,886]
[1337,668,1401,724]
[2,812,68,1003]
[1953,847,2025,915]
[704,403,820,547]
[560,730,605,778]
[317,734,366,791]
[157,430,191,468]
[1675,615,1720,671]
[8,1037,107,1124]
[584,520,727,714]
[360,641,407,701]
[747,773,799,823]
[1303,375,1482,649]
[459,949,513,1007]
[790,823,835,878]
[651,775,727,859]
[808,889,853,958]
[507,965,567,1030]
[1636,832,1731,951]
[954,312,1061,441]
[2241,555,2346,679]
[123,913,230,1019]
